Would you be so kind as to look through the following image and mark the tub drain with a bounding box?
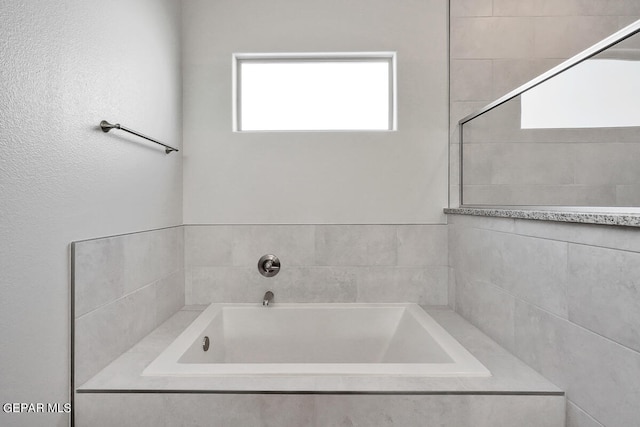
[202,336,210,351]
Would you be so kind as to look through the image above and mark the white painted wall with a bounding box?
[0,1,182,425]
[182,0,449,224]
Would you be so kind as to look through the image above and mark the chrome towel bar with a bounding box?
[100,120,179,154]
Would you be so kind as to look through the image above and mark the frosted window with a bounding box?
[235,54,395,131]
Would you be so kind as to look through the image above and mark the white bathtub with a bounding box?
[143,303,490,377]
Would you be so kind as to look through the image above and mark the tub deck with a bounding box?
[76,305,562,394]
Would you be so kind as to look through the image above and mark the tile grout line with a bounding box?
[567,399,606,427]
[75,268,184,320]
[469,274,640,357]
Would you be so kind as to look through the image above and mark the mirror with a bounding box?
[460,21,640,208]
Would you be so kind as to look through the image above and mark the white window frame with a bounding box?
[232,52,397,132]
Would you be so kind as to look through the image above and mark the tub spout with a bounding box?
[263,291,274,306]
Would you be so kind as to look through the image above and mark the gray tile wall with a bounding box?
[448,213,640,427]
[184,224,449,306]
[73,227,185,386]
[449,1,640,207]
[76,392,565,426]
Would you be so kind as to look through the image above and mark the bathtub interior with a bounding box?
[179,305,453,364]
[142,303,491,377]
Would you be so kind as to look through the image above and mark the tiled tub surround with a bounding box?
[448,213,640,427]
[184,224,449,306]
[76,306,564,426]
[72,226,185,387]
[73,224,566,425]
[73,224,447,389]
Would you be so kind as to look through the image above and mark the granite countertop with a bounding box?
[445,207,640,228]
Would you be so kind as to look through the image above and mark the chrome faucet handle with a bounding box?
[258,254,280,277]
[263,259,280,272]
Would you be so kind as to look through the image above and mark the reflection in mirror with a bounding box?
[461,20,640,208]
[522,35,640,129]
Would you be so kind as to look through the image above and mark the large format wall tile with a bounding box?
[533,16,620,58]
[515,300,640,427]
[450,59,493,101]
[513,300,571,391]
[568,244,640,353]
[448,225,500,286]
[396,225,448,266]
[155,271,185,324]
[450,212,640,427]
[464,143,575,185]
[74,227,183,318]
[450,0,492,17]
[493,0,640,17]
[355,266,448,305]
[315,394,564,427]
[184,225,232,267]
[514,218,640,253]
[498,233,568,317]
[75,276,186,387]
[186,267,255,303]
[463,184,618,207]
[491,0,544,16]
[232,225,316,267]
[75,284,156,386]
[184,224,450,306]
[76,393,565,427]
[186,266,360,304]
[75,292,133,387]
[315,225,398,266]
[455,279,516,352]
[186,264,447,306]
[273,267,359,303]
[619,15,640,27]
[449,223,568,318]
[451,17,536,59]
[73,236,124,317]
[573,143,640,186]
[491,58,561,97]
[123,227,182,295]
[616,184,640,206]
[74,227,185,387]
